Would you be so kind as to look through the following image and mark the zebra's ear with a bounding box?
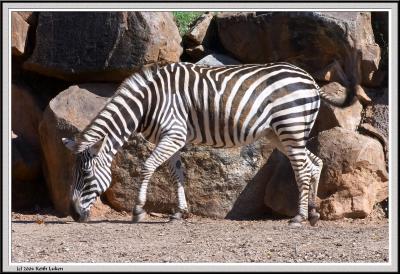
[88,136,108,157]
[62,138,78,153]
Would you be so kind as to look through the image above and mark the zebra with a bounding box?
[62,62,352,227]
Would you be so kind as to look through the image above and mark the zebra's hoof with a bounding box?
[132,212,146,223]
[169,212,183,222]
[288,214,306,227]
[309,212,320,226]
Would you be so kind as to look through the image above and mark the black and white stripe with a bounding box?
[63,62,350,225]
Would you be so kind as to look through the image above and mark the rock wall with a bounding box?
[11,11,389,221]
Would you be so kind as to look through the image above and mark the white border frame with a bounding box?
[2,2,398,272]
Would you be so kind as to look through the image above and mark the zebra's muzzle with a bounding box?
[70,198,89,222]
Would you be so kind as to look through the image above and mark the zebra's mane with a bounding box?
[74,64,160,152]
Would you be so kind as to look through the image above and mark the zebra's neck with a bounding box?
[77,75,148,156]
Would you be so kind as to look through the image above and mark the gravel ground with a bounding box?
[11,207,389,264]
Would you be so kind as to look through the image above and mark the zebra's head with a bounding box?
[62,136,112,222]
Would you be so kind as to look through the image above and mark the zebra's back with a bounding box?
[161,62,321,148]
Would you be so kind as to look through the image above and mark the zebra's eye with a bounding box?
[81,164,92,174]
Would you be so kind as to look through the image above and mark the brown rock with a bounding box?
[356,13,382,87]
[13,12,38,59]
[12,141,49,209]
[16,12,38,26]
[358,123,388,150]
[216,12,381,88]
[312,82,363,134]
[12,83,48,209]
[24,12,182,82]
[12,12,29,56]
[309,127,388,220]
[183,12,221,62]
[264,127,388,219]
[38,83,118,215]
[89,198,113,219]
[359,87,389,169]
[358,123,388,172]
[355,85,372,105]
[12,83,42,146]
[184,12,216,47]
[361,88,388,139]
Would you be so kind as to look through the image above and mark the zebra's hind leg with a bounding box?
[265,130,311,227]
[167,152,189,221]
[283,146,313,228]
[306,149,323,226]
[132,136,186,223]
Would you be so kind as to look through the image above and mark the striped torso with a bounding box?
[139,62,320,148]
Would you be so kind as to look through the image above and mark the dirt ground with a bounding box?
[11,204,389,264]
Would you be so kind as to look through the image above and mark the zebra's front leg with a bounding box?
[132,163,155,223]
[132,136,186,223]
[167,153,189,221]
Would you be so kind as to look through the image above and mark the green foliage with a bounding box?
[173,11,204,36]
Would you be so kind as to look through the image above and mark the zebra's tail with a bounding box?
[317,83,356,108]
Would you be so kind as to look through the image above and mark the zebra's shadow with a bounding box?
[225,149,298,220]
[11,220,169,225]
[87,220,169,224]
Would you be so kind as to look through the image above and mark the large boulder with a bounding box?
[215,12,381,87]
[12,83,48,209]
[106,136,274,219]
[310,128,388,219]
[38,83,118,215]
[39,83,274,218]
[23,12,182,82]
[264,127,388,219]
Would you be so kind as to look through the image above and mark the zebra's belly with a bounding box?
[186,121,271,148]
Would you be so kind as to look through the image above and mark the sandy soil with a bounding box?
[10,205,389,264]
